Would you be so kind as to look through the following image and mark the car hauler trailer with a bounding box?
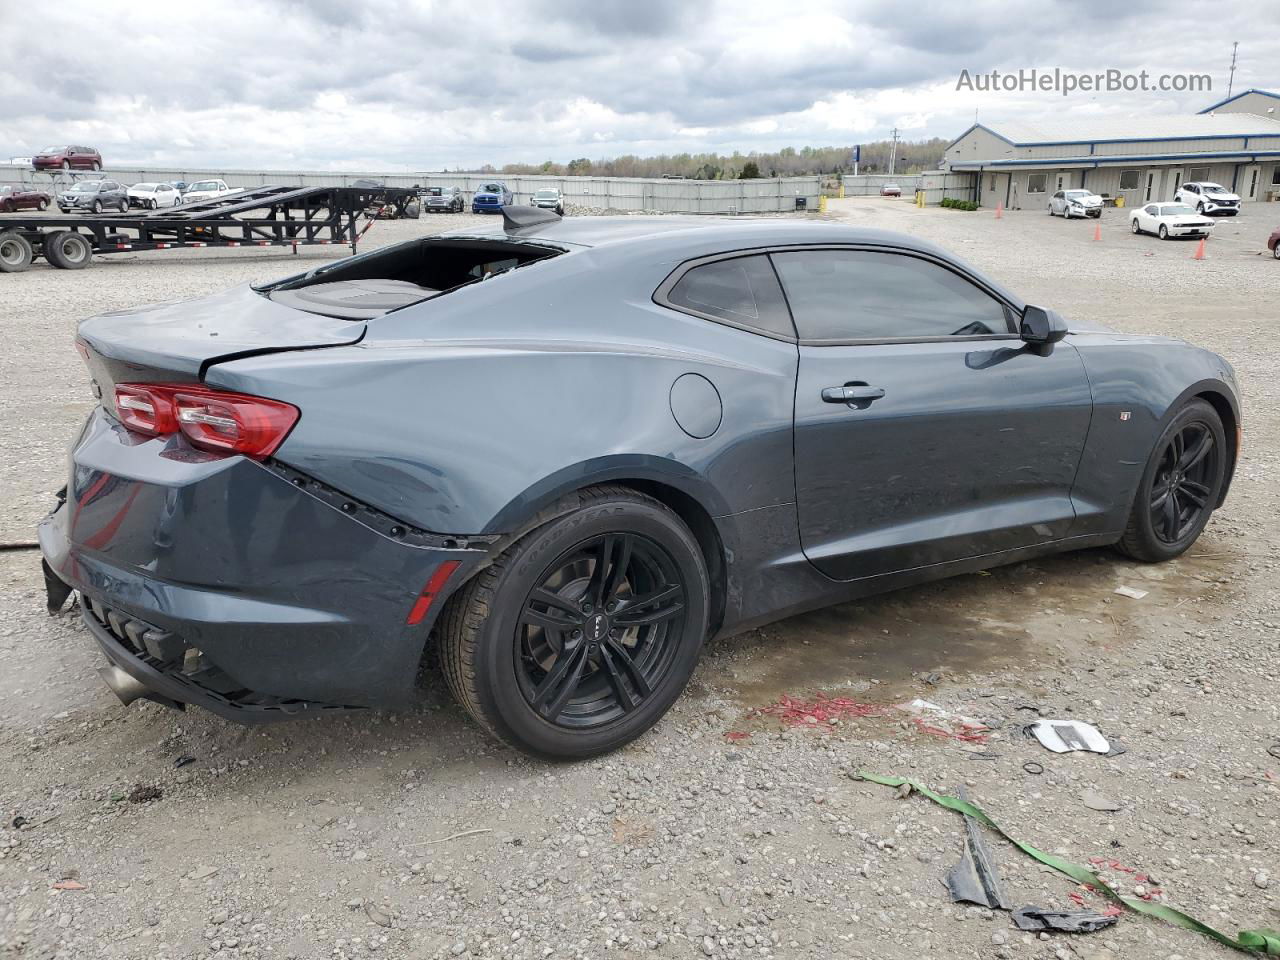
[0,184,419,273]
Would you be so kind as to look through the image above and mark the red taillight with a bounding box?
[406,560,461,626]
[113,383,299,459]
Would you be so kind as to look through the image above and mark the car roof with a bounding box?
[443,214,950,255]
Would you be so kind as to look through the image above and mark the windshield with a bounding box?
[71,182,100,192]
[189,181,219,191]
[1159,204,1195,215]
[1064,190,1093,199]
[132,183,157,190]
[480,183,503,193]
[0,186,10,195]
[534,190,559,199]
[40,146,64,153]
[1201,183,1228,194]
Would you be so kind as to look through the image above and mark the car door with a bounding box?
[1050,191,1063,214]
[776,247,1093,581]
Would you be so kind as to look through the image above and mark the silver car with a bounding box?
[1048,189,1103,219]
[530,188,565,215]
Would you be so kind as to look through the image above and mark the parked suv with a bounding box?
[57,179,129,214]
[423,186,464,213]
[1175,182,1240,216]
[33,145,103,171]
[529,188,565,215]
[471,181,513,214]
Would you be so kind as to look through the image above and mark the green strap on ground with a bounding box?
[859,772,1280,956]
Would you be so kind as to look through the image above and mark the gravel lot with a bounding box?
[1,201,1277,960]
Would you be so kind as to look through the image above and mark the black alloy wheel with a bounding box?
[1118,399,1226,561]
[1147,421,1219,545]
[514,532,686,728]
[440,485,709,759]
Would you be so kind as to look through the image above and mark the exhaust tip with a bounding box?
[98,664,153,707]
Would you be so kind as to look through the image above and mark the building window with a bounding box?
[1272,167,1280,186]
[1189,166,1211,182]
[988,175,995,190]
[1026,174,1046,194]
[1118,170,1141,191]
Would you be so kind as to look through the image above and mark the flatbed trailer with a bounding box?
[0,184,419,273]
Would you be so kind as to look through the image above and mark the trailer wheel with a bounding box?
[0,231,34,273]
[44,231,93,270]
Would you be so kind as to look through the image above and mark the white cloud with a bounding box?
[0,0,1273,169]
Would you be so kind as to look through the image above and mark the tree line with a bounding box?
[451,139,948,180]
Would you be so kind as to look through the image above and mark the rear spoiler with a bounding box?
[502,205,562,233]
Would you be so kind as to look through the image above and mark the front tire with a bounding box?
[1117,399,1226,562]
[1159,224,1169,240]
[1131,219,1141,234]
[37,199,48,211]
[1273,244,1280,260]
[440,485,709,759]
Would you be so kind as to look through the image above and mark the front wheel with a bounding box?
[1117,400,1227,562]
[1131,219,1141,234]
[37,199,48,211]
[1273,244,1280,260]
[440,485,709,759]
[1159,224,1169,240]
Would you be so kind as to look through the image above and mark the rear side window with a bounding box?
[771,249,1012,342]
[664,255,795,339]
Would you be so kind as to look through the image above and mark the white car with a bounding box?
[1048,189,1103,218]
[183,179,243,204]
[1130,202,1215,240]
[1174,182,1240,216]
[127,182,183,210]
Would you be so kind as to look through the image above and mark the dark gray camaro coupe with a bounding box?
[40,208,1240,758]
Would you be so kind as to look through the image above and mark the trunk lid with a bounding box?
[77,283,363,415]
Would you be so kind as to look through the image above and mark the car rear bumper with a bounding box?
[39,408,484,723]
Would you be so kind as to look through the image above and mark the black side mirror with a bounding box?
[1020,305,1069,347]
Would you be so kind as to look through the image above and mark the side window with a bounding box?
[1144,204,1157,215]
[771,250,1012,342]
[663,255,795,339]
[1053,191,1063,199]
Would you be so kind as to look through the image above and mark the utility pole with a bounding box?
[888,127,899,176]
[1227,41,1239,98]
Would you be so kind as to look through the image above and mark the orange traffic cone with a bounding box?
[995,202,1004,219]
[1093,222,1102,242]
[1193,236,1206,260]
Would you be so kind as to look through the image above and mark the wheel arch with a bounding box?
[1189,386,1239,507]
[462,459,732,636]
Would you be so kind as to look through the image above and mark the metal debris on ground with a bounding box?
[1113,585,1149,600]
[944,786,1012,910]
[174,755,197,768]
[859,772,1280,956]
[1012,906,1119,933]
[1026,719,1110,754]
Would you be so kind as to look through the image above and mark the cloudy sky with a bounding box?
[1,0,1276,171]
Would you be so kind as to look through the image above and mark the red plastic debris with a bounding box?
[723,731,752,742]
[756,694,884,728]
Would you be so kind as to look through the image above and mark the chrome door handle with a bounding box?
[821,385,886,403]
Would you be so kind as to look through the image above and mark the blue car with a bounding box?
[471,181,512,214]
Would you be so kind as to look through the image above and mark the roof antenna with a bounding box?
[1227,41,1238,98]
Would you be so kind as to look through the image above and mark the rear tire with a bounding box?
[1273,244,1280,260]
[440,485,709,759]
[44,231,93,270]
[0,231,34,272]
[1116,399,1226,562]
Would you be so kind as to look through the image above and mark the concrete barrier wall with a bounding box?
[0,165,821,214]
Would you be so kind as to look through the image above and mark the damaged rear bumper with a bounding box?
[39,408,488,723]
